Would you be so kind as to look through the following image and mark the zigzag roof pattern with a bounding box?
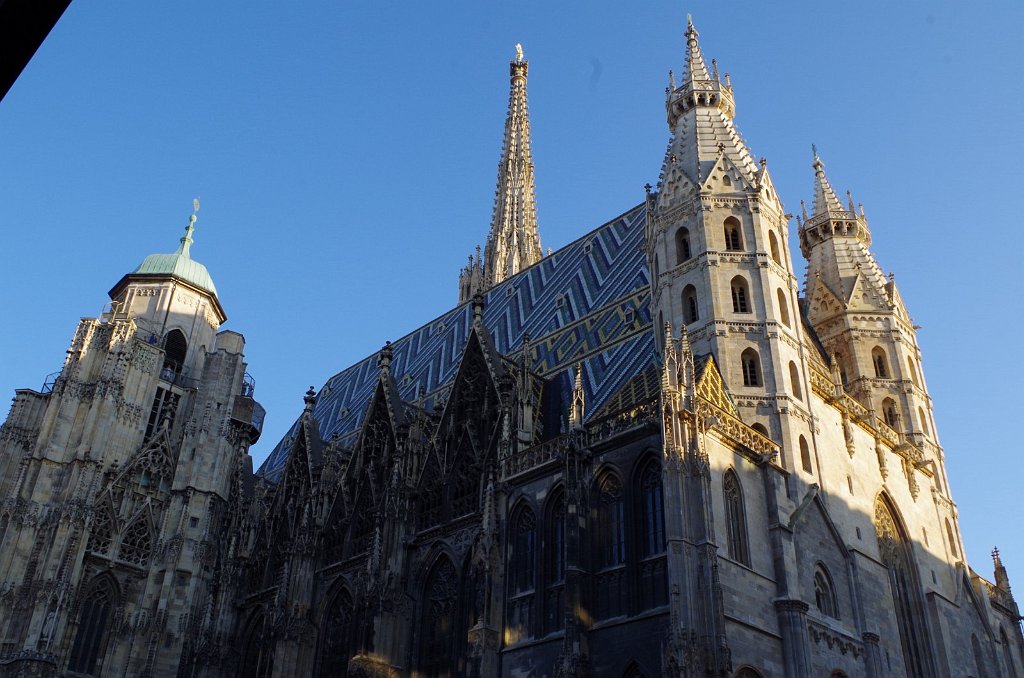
[258,204,655,480]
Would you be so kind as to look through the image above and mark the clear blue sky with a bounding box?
[2,2,1021,579]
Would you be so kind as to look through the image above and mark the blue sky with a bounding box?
[1,2,1022,577]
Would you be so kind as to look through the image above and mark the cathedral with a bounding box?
[0,18,1021,678]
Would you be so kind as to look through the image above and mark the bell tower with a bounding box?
[0,202,264,677]
[647,18,810,469]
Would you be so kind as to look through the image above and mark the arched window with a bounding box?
[872,346,889,378]
[906,356,919,386]
[945,518,958,559]
[734,669,764,678]
[731,276,750,313]
[88,507,114,554]
[799,436,812,474]
[319,589,355,676]
[543,489,565,634]
[875,496,933,677]
[741,348,761,387]
[813,565,839,618]
[675,228,691,264]
[511,507,537,594]
[163,329,187,376]
[789,361,802,401]
[623,661,648,677]
[653,253,660,279]
[973,634,989,678]
[418,464,444,530]
[638,460,668,610]
[118,517,152,566]
[419,556,458,676]
[1000,627,1018,678]
[723,470,750,566]
[776,288,791,327]
[768,230,781,264]
[682,285,699,324]
[918,407,929,436]
[507,505,537,641]
[724,217,743,251]
[882,398,900,429]
[751,423,769,438]
[594,472,627,619]
[68,578,116,676]
[722,174,732,187]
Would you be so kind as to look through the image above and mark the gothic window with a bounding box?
[734,668,764,678]
[731,276,750,313]
[145,387,181,439]
[67,578,116,676]
[623,661,647,677]
[882,398,900,429]
[450,456,480,519]
[88,507,114,555]
[973,634,989,678]
[723,470,750,567]
[638,460,668,610]
[875,496,932,678]
[722,174,732,186]
[789,361,802,401]
[776,288,790,327]
[511,506,537,594]
[419,556,459,677]
[682,285,699,324]
[653,253,660,279]
[543,489,566,634]
[418,463,444,530]
[906,356,919,386]
[594,472,627,619]
[724,217,743,251]
[945,519,958,559]
[507,505,537,641]
[319,589,355,677]
[348,491,375,556]
[918,407,929,436]
[813,565,838,618]
[240,613,273,678]
[162,328,187,377]
[741,349,761,387]
[118,517,152,566]
[675,228,691,264]
[872,346,889,378]
[799,436,812,474]
[768,230,781,264]
[1000,627,1018,678]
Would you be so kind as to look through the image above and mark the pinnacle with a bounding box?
[810,148,845,216]
[684,15,712,83]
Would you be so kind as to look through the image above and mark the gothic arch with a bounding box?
[622,659,649,677]
[163,328,187,374]
[239,610,273,678]
[542,485,566,634]
[813,563,839,618]
[873,493,934,677]
[768,229,781,264]
[633,454,668,610]
[682,284,699,324]
[731,275,751,313]
[117,512,153,567]
[317,586,356,677]
[66,573,119,676]
[776,288,790,327]
[723,469,750,566]
[675,227,692,264]
[734,667,764,678]
[417,553,461,677]
[592,467,627,619]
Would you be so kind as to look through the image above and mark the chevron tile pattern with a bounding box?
[259,204,654,479]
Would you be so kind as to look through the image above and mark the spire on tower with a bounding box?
[810,147,844,216]
[177,197,200,258]
[482,43,543,289]
[683,15,712,84]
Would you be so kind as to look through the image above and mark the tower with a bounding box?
[647,18,810,472]
[458,44,543,303]
[0,205,263,677]
[799,152,947,491]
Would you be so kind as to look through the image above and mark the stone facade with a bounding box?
[1,18,1022,678]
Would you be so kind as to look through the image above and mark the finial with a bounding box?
[377,340,393,373]
[668,69,675,91]
[644,182,652,196]
[811,143,819,160]
[993,546,1002,562]
[711,58,720,81]
[800,199,809,221]
[515,43,524,62]
[471,292,486,326]
[846,190,856,212]
[303,386,317,411]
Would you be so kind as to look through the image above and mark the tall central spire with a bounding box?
[459,44,543,303]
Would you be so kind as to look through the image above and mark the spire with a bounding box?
[683,15,712,84]
[481,44,543,288]
[176,197,200,258]
[810,146,844,216]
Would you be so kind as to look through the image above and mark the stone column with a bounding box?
[774,599,812,678]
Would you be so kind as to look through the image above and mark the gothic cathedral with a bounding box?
[0,19,1020,678]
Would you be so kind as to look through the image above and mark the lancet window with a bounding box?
[88,507,114,555]
[724,217,743,251]
[777,288,790,327]
[683,285,699,324]
[594,472,627,619]
[543,489,566,634]
[872,346,889,378]
[419,556,459,677]
[724,470,750,566]
[240,613,273,678]
[741,349,761,387]
[507,505,537,641]
[67,578,116,676]
[638,460,668,610]
[676,227,692,263]
[319,589,355,676]
[813,565,838,618]
[731,276,750,313]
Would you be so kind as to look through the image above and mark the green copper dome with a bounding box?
[133,213,218,297]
